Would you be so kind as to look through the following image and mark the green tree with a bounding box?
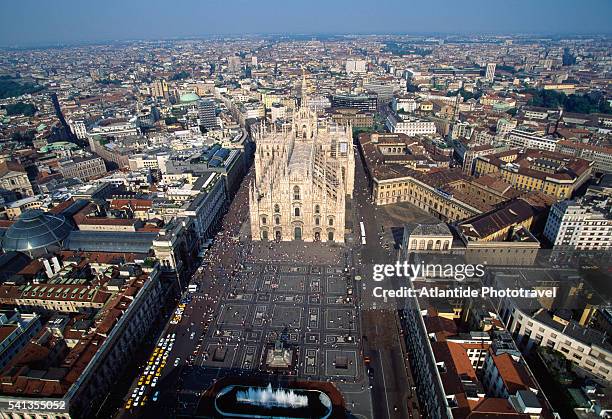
[0,79,44,99]
[525,88,611,114]
[95,79,122,85]
[171,71,190,80]
[4,102,37,116]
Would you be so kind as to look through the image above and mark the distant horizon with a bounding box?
[1,0,611,48]
[1,31,611,50]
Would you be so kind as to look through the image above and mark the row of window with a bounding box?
[260,229,334,241]
[409,239,451,250]
[262,213,334,225]
[272,203,324,214]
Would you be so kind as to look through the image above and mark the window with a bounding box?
[262,217,267,225]
[274,204,280,213]
[328,218,334,226]
[275,217,280,225]
[293,186,301,200]
[328,231,334,241]
[294,207,300,217]
[315,217,320,226]
[314,205,320,214]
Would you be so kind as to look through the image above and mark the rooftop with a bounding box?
[1,210,74,254]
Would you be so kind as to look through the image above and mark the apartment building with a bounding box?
[386,113,436,136]
[453,141,500,175]
[474,149,593,199]
[88,118,139,138]
[506,128,559,152]
[329,108,373,128]
[544,195,612,250]
[0,261,164,419]
[392,96,418,113]
[58,156,107,181]
[402,301,552,419]
[0,163,33,200]
[0,311,41,371]
[507,308,612,382]
[556,140,612,174]
[178,172,227,247]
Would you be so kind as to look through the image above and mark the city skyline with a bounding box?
[1,0,612,47]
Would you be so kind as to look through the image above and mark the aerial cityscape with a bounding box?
[0,1,611,419]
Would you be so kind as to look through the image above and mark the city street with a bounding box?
[352,146,433,418]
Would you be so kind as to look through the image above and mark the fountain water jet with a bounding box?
[214,383,334,418]
[236,383,308,408]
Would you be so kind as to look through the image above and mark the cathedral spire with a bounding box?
[301,67,309,108]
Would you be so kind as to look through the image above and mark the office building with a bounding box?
[485,63,496,82]
[345,58,367,74]
[198,99,218,130]
[228,55,241,72]
[331,94,377,112]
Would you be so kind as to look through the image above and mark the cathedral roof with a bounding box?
[288,141,313,176]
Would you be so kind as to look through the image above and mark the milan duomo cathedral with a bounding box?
[249,76,355,243]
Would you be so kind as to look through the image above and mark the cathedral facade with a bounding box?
[249,95,355,243]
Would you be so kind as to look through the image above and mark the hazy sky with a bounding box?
[1,0,611,46]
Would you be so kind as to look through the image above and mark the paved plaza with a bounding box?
[192,261,362,382]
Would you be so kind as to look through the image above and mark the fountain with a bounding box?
[236,383,308,408]
[215,383,333,418]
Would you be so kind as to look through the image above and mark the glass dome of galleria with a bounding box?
[2,209,73,253]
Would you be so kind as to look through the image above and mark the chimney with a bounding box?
[52,257,61,274]
[42,259,54,278]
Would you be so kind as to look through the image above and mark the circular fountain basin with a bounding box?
[214,384,333,418]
